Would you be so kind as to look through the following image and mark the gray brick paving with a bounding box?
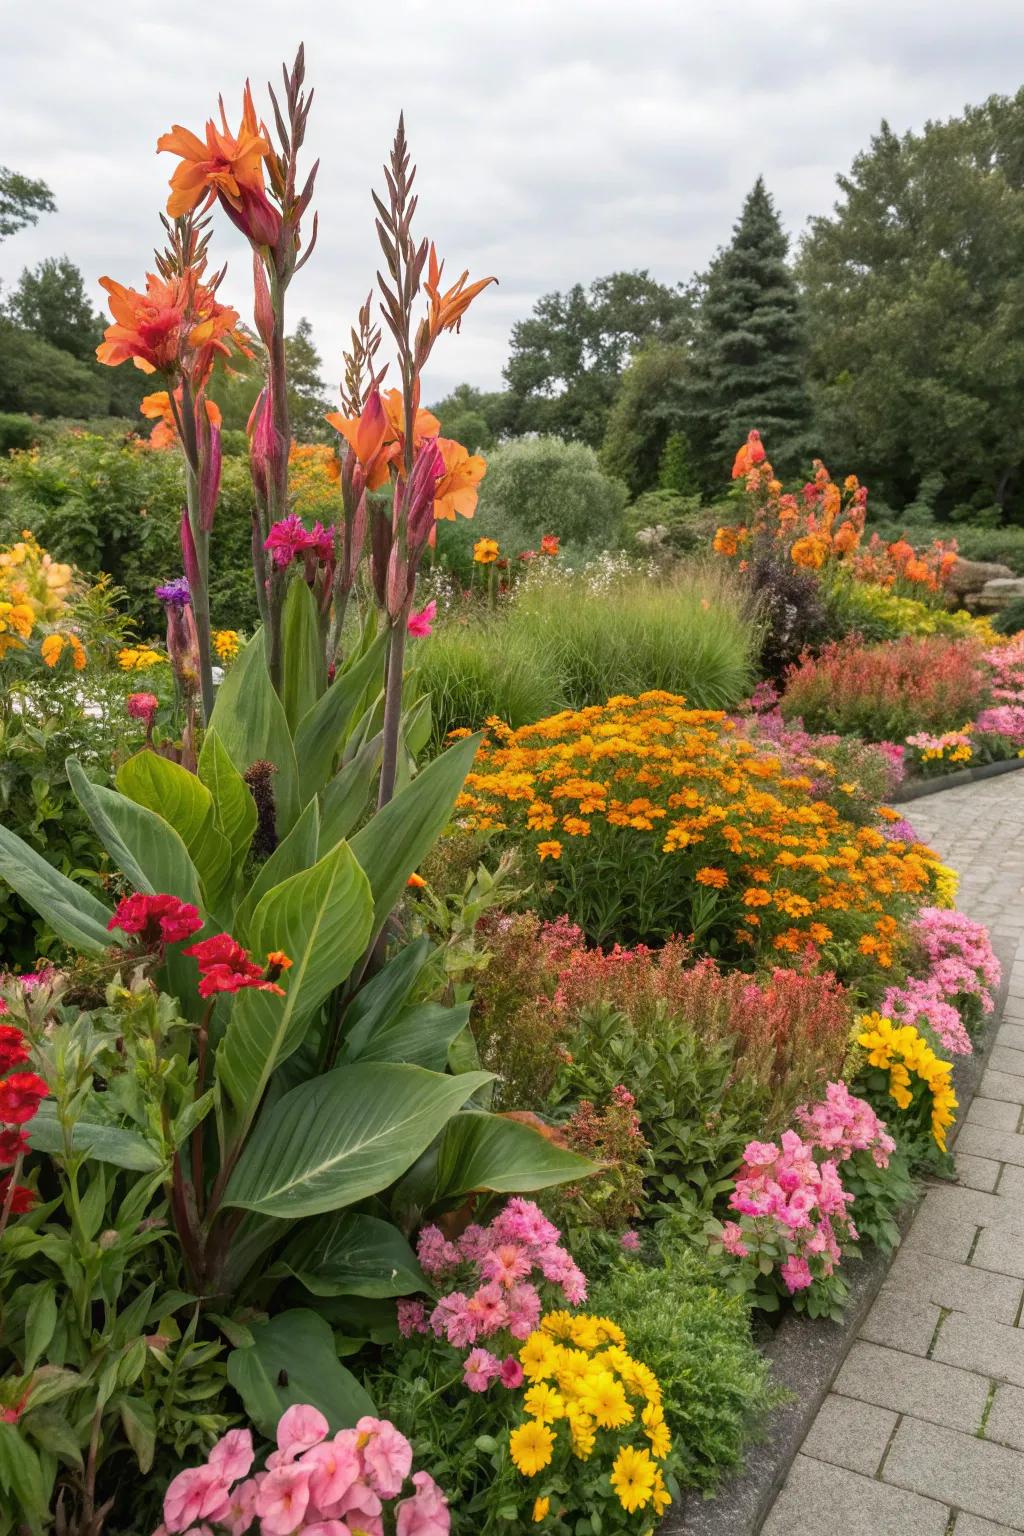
[763,775,1024,1531]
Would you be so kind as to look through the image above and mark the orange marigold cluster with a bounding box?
[457,691,942,965]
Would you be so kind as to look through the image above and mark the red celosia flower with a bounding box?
[126,692,160,725]
[0,1129,30,1166]
[183,934,287,999]
[107,892,203,947]
[0,1178,35,1215]
[0,1073,48,1125]
[0,1025,29,1073]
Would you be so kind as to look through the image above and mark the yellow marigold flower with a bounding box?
[473,537,500,564]
[509,1420,555,1477]
[536,840,562,862]
[214,628,241,662]
[118,646,166,671]
[696,866,728,888]
[69,634,86,670]
[565,1403,596,1460]
[610,1445,657,1513]
[651,1469,672,1516]
[532,1497,550,1523]
[523,1384,565,1424]
[579,1370,633,1430]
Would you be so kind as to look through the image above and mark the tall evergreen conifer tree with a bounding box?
[686,178,812,488]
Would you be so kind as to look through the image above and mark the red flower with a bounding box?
[0,1177,35,1215]
[0,1026,29,1073]
[0,1073,48,1125]
[0,1129,29,1166]
[108,892,203,947]
[183,933,287,999]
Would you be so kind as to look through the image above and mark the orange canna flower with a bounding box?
[158,84,271,220]
[424,243,497,341]
[731,430,766,479]
[539,534,560,557]
[406,872,427,889]
[141,390,222,449]
[435,438,486,522]
[325,387,392,490]
[97,272,239,383]
[380,388,440,449]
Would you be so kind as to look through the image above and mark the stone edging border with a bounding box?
[894,755,1024,804]
[663,911,1015,1533]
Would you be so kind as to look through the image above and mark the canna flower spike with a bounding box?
[158,83,275,231]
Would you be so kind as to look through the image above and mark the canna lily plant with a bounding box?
[1,43,594,1447]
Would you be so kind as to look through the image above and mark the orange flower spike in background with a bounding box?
[424,242,497,341]
[434,438,487,521]
[158,83,271,219]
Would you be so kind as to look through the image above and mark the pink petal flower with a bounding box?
[208,1428,254,1485]
[305,1431,362,1511]
[163,1467,230,1534]
[407,600,437,639]
[276,1403,329,1459]
[396,1471,451,1536]
[356,1417,413,1499]
[254,1464,311,1536]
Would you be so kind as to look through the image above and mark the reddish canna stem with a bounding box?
[0,1152,24,1245]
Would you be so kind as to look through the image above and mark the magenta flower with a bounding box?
[264,513,314,569]
[407,599,437,639]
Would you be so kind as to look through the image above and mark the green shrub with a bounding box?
[993,598,1024,635]
[589,1250,781,1492]
[0,412,37,455]
[435,435,627,578]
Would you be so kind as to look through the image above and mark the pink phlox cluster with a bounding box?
[912,908,1000,1008]
[157,1407,449,1536]
[882,977,973,1056]
[795,1081,897,1166]
[400,1200,586,1386]
[728,1129,856,1292]
[975,705,1024,746]
[985,634,1024,704]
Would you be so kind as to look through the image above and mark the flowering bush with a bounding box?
[0,530,87,672]
[853,1013,958,1159]
[878,907,999,1057]
[780,634,990,741]
[508,1311,674,1530]
[158,1404,449,1535]
[458,692,940,968]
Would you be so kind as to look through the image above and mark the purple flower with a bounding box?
[155,578,191,607]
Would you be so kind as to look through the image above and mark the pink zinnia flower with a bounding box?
[463,1347,501,1393]
[480,1243,532,1288]
[499,1356,524,1389]
[407,600,437,639]
[780,1254,813,1293]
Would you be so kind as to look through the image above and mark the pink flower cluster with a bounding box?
[398,1199,586,1392]
[881,976,973,1056]
[725,1129,857,1293]
[975,704,1024,746]
[912,907,1000,1012]
[795,1081,896,1167]
[264,515,335,571]
[157,1405,448,1536]
[985,634,1024,705]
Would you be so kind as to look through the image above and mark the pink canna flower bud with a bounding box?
[406,437,447,555]
[247,387,285,507]
[386,540,410,620]
[180,509,201,592]
[198,409,221,533]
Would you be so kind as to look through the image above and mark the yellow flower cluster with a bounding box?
[509,1312,671,1521]
[931,863,959,909]
[213,628,241,663]
[458,692,940,960]
[0,531,76,660]
[856,1012,958,1151]
[117,646,167,671]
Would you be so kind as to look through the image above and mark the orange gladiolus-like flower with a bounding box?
[158,84,272,220]
[97,273,240,383]
[435,438,486,522]
[141,390,223,450]
[424,243,497,341]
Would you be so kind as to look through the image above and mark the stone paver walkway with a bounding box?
[763,773,1024,1535]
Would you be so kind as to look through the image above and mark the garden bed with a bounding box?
[667,903,1015,1535]
[893,753,1024,803]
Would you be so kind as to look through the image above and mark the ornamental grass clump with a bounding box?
[458,691,941,960]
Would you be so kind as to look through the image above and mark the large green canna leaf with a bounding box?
[216,842,374,1119]
[231,798,319,944]
[295,631,387,805]
[66,758,202,910]
[433,1112,600,1203]
[281,579,326,736]
[197,728,257,871]
[341,936,432,1037]
[349,731,480,943]
[223,1063,492,1218]
[318,738,381,853]
[226,1309,375,1439]
[280,1212,426,1298]
[0,824,113,955]
[116,751,233,913]
[207,631,300,835]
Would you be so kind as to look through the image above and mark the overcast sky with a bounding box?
[3,1,1023,403]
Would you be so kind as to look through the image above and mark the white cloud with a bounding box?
[2,0,1022,400]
